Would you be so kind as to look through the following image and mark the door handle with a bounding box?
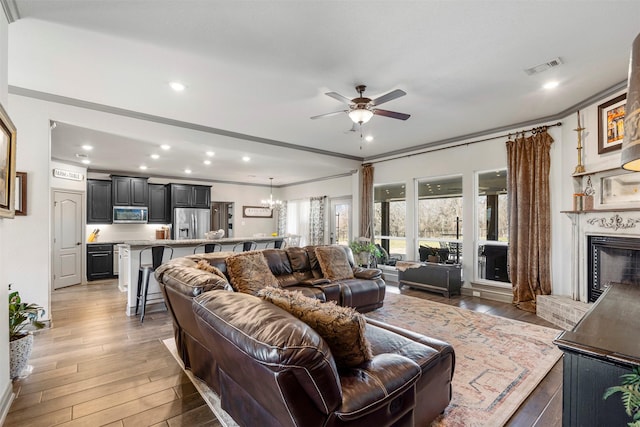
[76,242,81,246]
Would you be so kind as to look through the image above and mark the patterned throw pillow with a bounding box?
[314,246,354,281]
[225,251,280,295]
[257,286,372,368]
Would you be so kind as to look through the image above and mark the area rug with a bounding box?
[164,291,562,427]
[366,292,563,426]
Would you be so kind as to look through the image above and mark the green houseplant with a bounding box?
[9,290,45,379]
[603,366,640,426]
[349,239,382,267]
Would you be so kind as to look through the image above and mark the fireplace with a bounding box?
[587,235,640,302]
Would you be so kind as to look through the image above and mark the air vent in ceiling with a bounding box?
[524,57,563,76]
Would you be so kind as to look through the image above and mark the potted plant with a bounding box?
[349,239,381,267]
[9,290,45,379]
[603,366,640,426]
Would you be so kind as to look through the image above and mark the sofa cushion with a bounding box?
[195,259,226,280]
[315,245,355,281]
[226,251,280,295]
[257,286,372,368]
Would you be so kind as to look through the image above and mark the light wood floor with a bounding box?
[6,280,562,427]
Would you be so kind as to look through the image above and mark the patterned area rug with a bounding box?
[164,291,562,427]
[366,292,562,426]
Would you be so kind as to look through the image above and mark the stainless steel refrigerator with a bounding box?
[172,208,210,240]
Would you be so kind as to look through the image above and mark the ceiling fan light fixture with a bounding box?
[348,108,374,124]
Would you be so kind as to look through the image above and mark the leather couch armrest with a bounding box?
[300,278,331,286]
[352,267,382,280]
[337,354,420,420]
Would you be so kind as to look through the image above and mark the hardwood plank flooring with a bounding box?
[6,280,561,426]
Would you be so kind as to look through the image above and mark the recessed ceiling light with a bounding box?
[365,135,374,142]
[184,169,192,174]
[161,144,171,150]
[242,156,250,162]
[169,81,186,92]
[82,145,93,151]
[139,165,148,170]
[206,151,215,157]
[203,160,211,165]
[81,159,90,165]
[150,154,160,159]
[543,81,559,90]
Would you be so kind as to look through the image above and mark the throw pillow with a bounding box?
[195,259,226,280]
[225,251,280,295]
[314,246,354,281]
[257,286,372,368]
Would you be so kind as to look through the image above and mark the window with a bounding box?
[416,176,463,263]
[374,183,406,258]
[477,169,509,284]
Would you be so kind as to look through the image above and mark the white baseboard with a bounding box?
[0,381,15,425]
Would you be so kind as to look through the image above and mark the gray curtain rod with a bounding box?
[367,122,562,165]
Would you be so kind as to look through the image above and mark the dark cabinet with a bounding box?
[87,244,113,281]
[112,176,148,206]
[554,283,640,426]
[170,184,211,209]
[87,179,112,224]
[148,184,170,223]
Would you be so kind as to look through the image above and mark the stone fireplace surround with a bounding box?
[538,208,640,329]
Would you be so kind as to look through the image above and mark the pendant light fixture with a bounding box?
[621,32,640,170]
[261,178,282,210]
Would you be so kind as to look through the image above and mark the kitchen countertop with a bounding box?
[118,236,284,247]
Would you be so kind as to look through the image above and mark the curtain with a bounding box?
[286,199,309,246]
[309,196,326,245]
[506,130,554,313]
[276,201,288,236]
[360,164,374,239]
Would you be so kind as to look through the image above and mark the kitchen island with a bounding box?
[118,236,284,316]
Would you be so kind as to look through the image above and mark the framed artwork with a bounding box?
[15,172,27,216]
[0,102,17,219]
[598,93,626,154]
[242,206,273,218]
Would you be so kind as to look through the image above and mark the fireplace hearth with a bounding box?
[587,235,640,302]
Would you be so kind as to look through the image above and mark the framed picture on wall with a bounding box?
[0,102,17,219]
[598,93,626,154]
[15,172,27,216]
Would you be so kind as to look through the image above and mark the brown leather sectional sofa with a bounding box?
[155,245,455,426]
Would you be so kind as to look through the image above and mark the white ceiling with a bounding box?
[6,1,640,185]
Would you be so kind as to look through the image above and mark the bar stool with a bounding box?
[232,241,258,252]
[193,242,223,254]
[136,245,173,323]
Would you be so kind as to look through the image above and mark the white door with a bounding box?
[330,197,352,245]
[53,191,83,289]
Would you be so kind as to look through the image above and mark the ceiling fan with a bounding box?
[311,85,410,124]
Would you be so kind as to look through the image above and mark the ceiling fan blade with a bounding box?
[372,89,406,106]
[325,92,353,105]
[310,110,347,120]
[373,108,411,120]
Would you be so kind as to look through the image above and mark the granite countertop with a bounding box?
[119,236,283,247]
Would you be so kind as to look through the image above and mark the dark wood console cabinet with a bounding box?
[554,283,640,426]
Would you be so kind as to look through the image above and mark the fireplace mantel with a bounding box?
[565,210,640,302]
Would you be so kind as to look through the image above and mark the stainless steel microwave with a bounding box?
[113,206,148,223]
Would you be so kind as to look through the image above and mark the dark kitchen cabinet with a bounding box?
[169,184,211,209]
[112,176,149,207]
[148,184,170,223]
[87,244,113,281]
[87,179,112,224]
